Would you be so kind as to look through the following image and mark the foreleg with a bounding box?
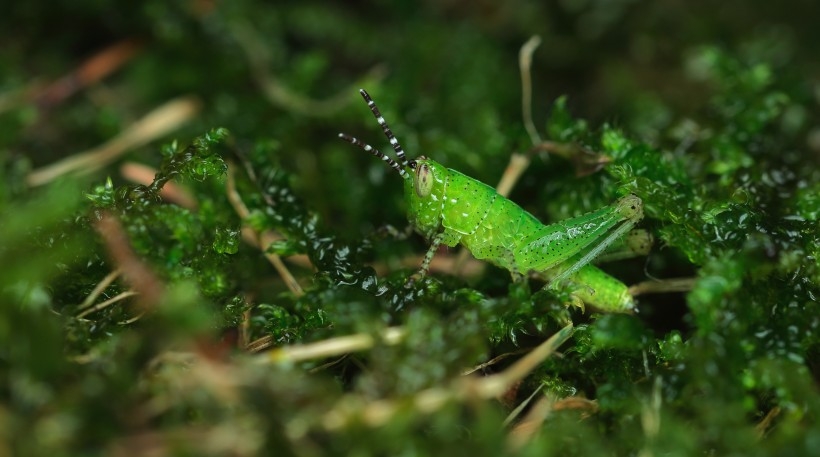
[405,232,445,287]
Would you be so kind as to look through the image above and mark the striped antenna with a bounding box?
[338,133,408,179]
[358,89,409,167]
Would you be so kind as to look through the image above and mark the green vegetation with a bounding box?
[1,1,818,455]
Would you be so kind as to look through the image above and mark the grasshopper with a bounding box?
[339,90,644,313]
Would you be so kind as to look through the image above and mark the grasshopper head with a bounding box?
[403,157,448,239]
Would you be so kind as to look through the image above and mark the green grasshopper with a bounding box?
[339,90,644,313]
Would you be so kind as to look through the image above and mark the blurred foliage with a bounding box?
[1,0,819,455]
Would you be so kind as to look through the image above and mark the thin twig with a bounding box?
[308,355,350,374]
[504,384,545,427]
[230,22,386,117]
[36,38,143,108]
[754,406,781,439]
[118,312,145,325]
[508,396,598,450]
[93,212,165,311]
[77,268,122,311]
[261,327,407,363]
[507,392,555,450]
[529,141,612,177]
[628,277,697,297]
[247,335,274,353]
[476,323,573,398]
[76,290,138,319]
[638,376,664,457]
[494,152,533,201]
[462,347,531,375]
[520,35,542,146]
[225,162,305,296]
[318,323,573,431]
[120,162,199,210]
[27,96,201,186]
[240,307,251,350]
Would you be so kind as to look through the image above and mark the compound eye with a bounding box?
[414,163,433,198]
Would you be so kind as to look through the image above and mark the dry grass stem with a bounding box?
[226,162,305,296]
[27,96,201,186]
